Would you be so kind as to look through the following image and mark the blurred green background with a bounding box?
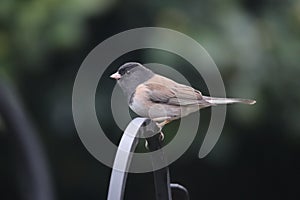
[1,0,300,199]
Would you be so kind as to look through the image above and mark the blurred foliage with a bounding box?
[0,0,115,74]
[1,0,300,199]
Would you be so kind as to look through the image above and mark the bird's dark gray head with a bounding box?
[110,62,154,102]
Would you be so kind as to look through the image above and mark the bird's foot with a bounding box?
[157,119,171,129]
[144,131,164,150]
[159,132,164,141]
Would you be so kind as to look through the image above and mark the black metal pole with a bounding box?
[0,80,55,200]
[108,118,189,200]
[146,133,172,200]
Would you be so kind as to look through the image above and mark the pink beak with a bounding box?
[110,72,121,80]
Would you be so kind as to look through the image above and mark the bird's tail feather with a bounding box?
[203,96,256,105]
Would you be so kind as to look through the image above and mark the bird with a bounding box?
[110,62,256,130]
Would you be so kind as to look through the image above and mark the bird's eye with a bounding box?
[126,70,130,74]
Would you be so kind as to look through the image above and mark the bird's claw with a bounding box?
[144,132,164,150]
[159,132,164,141]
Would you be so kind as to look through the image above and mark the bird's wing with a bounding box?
[141,76,210,106]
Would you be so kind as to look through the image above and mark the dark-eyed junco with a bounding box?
[110,62,256,128]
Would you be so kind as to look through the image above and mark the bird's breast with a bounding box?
[129,93,151,117]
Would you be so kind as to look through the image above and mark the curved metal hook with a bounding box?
[107,117,189,200]
[107,118,172,200]
[107,118,149,200]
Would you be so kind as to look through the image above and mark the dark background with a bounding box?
[1,0,300,199]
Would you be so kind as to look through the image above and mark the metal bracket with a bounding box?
[107,118,189,200]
